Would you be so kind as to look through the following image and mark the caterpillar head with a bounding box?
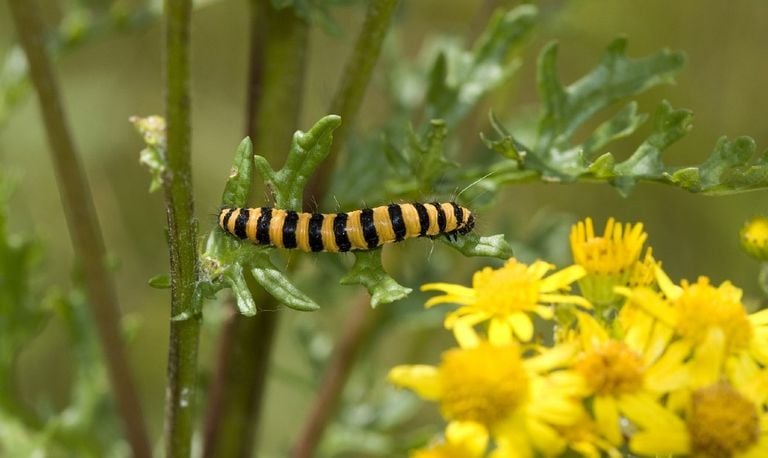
[457,207,475,235]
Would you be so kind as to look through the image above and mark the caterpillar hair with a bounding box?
[218,202,475,253]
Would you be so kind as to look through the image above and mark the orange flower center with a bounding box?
[575,341,644,396]
[439,343,529,427]
[688,383,760,458]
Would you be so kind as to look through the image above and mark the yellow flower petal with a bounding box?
[489,317,513,346]
[527,260,555,280]
[655,266,682,300]
[525,344,578,373]
[642,320,674,366]
[593,395,622,445]
[422,283,475,295]
[526,417,567,456]
[619,304,653,353]
[425,294,476,308]
[689,327,726,387]
[539,264,586,292]
[492,421,534,458]
[533,305,554,320]
[630,430,689,456]
[618,392,684,430]
[508,313,534,342]
[539,293,592,309]
[444,421,489,456]
[750,308,768,326]
[575,312,609,348]
[453,322,481,349]
[444,309,488,329]
[643,340,691,393]
[389,365,442,399]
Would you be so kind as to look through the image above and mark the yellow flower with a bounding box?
[410,421,489,458]
[422,258,588,343]
[740,216,768,261]
[389,335,586,457]
[617,269,756,387]
[630,382,768,458]
[570,217,650,309]
[571,312,690,447]
[627,248,660,289]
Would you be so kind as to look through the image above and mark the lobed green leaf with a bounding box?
[340,251,412,308]
[535,38,685,158]
[255,114,342,210]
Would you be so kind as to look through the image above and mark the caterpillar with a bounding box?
[218,202,475,253]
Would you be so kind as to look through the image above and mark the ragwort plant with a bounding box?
[4,0,768,457]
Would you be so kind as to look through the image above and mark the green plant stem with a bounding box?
[305,0,402,204]
[291,296,376,458]
[6,1,151,456]
[162,0,201,457]
[201,2,308,456]
[201,290,278,458]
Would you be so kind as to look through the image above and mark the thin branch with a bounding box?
[6,1,150,456]
[305,0,402,205]
[291,296,375,458]
[162,0,201,457]
[201,2,308,456]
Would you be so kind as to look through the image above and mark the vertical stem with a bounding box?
[291,298,375,458]
[305,0,402,203]
[163,0,201,457]
[201,2,308,456]
[6,1,151,456]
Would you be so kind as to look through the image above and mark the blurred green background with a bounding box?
[1,0,767,455]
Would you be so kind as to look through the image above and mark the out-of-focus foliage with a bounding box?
[382,6,538,199]
[0,0,163,128]
[0,177,121,457]
[479,38,768,197]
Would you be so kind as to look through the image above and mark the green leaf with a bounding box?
[340,250,412,308]
[414,119,451,182]
[148,274,171,289]
[586,153,616,178]
[442,232,514,259]
[221,137,254,207]
[536,38,685,157]
[250,257,320,312]
[614,101,693,177]
[425,5,537,127]
[698,136,755,188]
[582,102,647,160]
[254,114,342,209]
[482,112,524,161]
[223,264,258,316]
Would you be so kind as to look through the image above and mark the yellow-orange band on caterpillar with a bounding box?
[218,202,474,253]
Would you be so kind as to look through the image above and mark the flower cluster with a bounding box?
[389,217,768,457]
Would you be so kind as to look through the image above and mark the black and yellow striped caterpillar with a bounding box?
[218,202,475,253]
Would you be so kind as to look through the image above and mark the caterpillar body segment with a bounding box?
[218,202,475,253]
